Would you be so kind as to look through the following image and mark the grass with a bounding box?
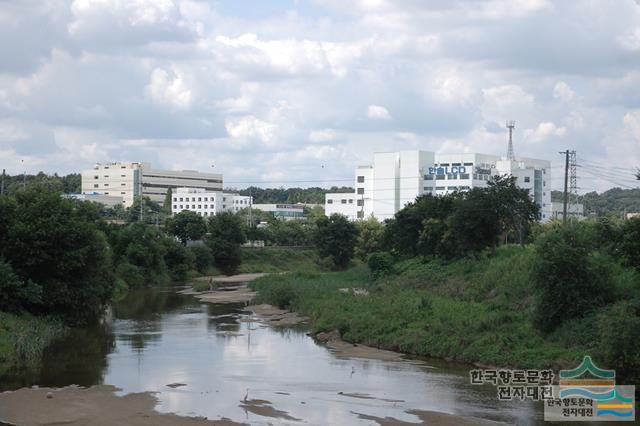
[0,311,65,375]
[249,247,587,369]
[239,248,322,273]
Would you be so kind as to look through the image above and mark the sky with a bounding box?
[1,0,640,192]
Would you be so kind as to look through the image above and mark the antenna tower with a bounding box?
[506,120,516,160]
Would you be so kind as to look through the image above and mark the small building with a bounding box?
[251,203,307,220]
[171,187,251,217]
[550,202,585,221]
[63,192,124,208]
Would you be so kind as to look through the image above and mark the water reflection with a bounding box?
[1,285,547,425]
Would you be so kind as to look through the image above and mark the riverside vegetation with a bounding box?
[250,177,640,386]
[2,176,640,388]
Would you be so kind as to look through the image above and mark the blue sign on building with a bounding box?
[427,166,467,175]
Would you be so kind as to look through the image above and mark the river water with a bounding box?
[1,285,546,425]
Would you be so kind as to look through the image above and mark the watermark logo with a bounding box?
[470,356,635,422]
[544,356,635,421]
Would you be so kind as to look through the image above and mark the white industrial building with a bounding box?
[325,150,552,222]
[252,203,308,220]
[81,162,223,207]
[171,187,251,217]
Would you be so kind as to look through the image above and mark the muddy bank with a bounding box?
[245,304,308,326]
[0,385,243,426]
[194,286,256,303]
[194,273,268,284]
[314,330,405,362]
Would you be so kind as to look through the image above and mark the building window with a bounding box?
[357,199,364,206]
[121,183,126,186]
[460,173,470,179]
[327,199,333,204]
[94,175,99,179]
[204,197,208,202]
[435,186,445,190]
[121,192,125,195]
[210,204,215,209]
[357,211,364,219]
[198,205,201,209]
[447,174,458,180]
[357,176,365,183]
[348,199,353,204]
[180,205,183,209]
[436,175,445,180]
[543,181,546,186]
[198,197,202,202]
[464,162,473,166]
[105,192,109,195]
[104,183,109,187]
[524,176,530,183]
[424,175,434,181]
[357,188,364,194]
[341,199,347,204]
[121,174,126,177]
[173,197,177,202]
[192,205,196,209]
[93,184,99,188]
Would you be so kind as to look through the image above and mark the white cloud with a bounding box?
[553,81,575,102]
[367,104,391,120]
[309,128,337,142]
[623,111,640,142]
[618,28,640,51]
[225,116,277,144]
[482,85,534,108]
[146,67,193,109]
[523,122,567,144]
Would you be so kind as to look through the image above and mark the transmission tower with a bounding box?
[506,120,516,160]
[569,150,577,207]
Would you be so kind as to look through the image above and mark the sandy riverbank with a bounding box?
[0,385,243,426]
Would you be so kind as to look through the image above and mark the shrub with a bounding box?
[0,260,42,312]
[259,281,298,309]
[189,245,214,274]
[532,223,614,333]
[115,262,145,288]
[163,240,195,281]
[367,252,395,278]
[596,301,640,386]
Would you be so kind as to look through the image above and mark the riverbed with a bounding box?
[0,284,545,425]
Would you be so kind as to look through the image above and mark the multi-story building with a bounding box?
[81,162,223,207]
[325,150,552,221]
[171,187,251,217]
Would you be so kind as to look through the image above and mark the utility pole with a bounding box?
[21,160,26,190]
[560,150,569,224]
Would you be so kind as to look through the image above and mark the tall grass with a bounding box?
[239,248,322,273]
[0,312,65,370]
[249,247,584,369]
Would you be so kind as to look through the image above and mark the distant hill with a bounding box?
[552,188,640,216]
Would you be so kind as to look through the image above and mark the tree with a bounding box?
[313,214,359,269]
[163,188,173,215]
[486,175,539,244]
[163,238,195,281]
[206,212,246,275]
[531,223,614,333]
[620,217,640,269]
[355,217,383,260]
[165,210,207,245]
[0,187,115,323]
[382,194,454,257]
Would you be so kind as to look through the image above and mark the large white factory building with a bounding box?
[325,150,552,222]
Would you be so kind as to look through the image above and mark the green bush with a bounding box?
[255,280,299,309]
[532,223,614,333]
[367,252,395,278]
[596,302,640,386]
[189,245,214,274]
[192,281,212,292]
[163,240,195,281]
[115,262,145,288]
[0,260,42,312]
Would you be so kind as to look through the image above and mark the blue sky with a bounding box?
[1,0,640,192]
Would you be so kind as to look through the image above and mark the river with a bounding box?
[1,284,546,425]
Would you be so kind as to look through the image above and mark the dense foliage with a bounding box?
[165,210,207,244]
[206,212,246,275]
[313,214,358,269]
[0,188,114,323]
